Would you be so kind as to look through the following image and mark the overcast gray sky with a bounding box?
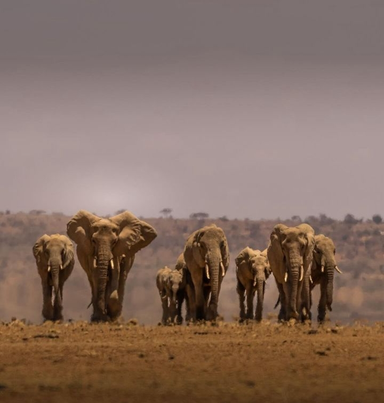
[1,0,384,220]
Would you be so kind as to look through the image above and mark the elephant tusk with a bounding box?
[220,261,226,277]
[299,265,304,282]
[47,265,51,272]
[205,263,210,280]
[335,265,342,274]
[284,271,288,282]
[321,265,325,273]
[110,259,114,270]
[253,274,257,287]
[309,275,313,284]
[93,257,97,268]
[60,264,63,270]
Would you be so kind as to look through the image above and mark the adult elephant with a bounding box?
[183,224,229,321]
[235,247,270,322]
[33,234,75,321]
[310,234,342,322]
[67,210,157,322]
[267,223,315,321]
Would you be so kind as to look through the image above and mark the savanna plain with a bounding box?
[0,319,383,403]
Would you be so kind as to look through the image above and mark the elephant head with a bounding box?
[235,247,270,321]
[313,234,341,315]
[184,224,230,320]
[67,210,157,321]
[268,223,315,320]
[32,234,74,320]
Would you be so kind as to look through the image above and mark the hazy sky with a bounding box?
[2,0,384,220]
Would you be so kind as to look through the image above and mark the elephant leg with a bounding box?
[160,292,169,325]
[318,278,327,323]
[176,291,185,324]
[53,283,64,321]
[108,261,129,321]
[276,281,287,321]
[236,281,246,321]
[245,285,254,320]
[41,281,54,321]
[190,270,205,320]
[185,283,194,322]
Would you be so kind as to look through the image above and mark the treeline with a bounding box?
[0,212,383,324]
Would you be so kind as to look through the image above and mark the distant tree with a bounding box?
[291,215,302,223]
[344,213,359,225]
[5,210,10,215]
[29,210,46,215]
[189,212,209,220]
[218,215,229,222]
[159,208,172,218]
[372,214,382,224]
[319,213,335,225]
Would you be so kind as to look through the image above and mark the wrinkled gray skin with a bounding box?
[183,224,230,321]
[156,265,186,324]
[267,223,315,321]
[310,234,341,322]
[235,247,270,322]
[67,210,157,322]
[33,234,75,321]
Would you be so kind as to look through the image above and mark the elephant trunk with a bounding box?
[288,255,302,319]
[255,278,265,322]
[48,257,62,311]
[95,244,111,318]
[326,265,334,311]
[207,254,220,320]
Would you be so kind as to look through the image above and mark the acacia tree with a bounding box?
[160,208,172,218]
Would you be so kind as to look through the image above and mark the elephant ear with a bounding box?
[58,235,75,269]
[220,236,230,268]
[110,211,157,257]
[66,210,100,252]
[261,248,271,278]
[191,229,206,267]
[304,230,315,264]
[235,247,250,267]
[268,224,286,265]
[33,234,51,264]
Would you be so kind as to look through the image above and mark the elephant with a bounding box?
[235,247,270,322]
[32,234,75,321]
[183,224,230,321]
[267,223,315,322]
[310,234,342,322]
[67,210,157,322]
[156,265,186,325]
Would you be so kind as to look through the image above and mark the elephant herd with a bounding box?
[31,209,341,324]
[157,222,341,324]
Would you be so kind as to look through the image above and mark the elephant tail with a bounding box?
[274,295,280,309]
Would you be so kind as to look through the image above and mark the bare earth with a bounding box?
[0,320,383,403]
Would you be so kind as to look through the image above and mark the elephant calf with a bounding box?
[33,234,75,321]
[310,234,342,322]
[156,265,186,325]
[235,247,270,322]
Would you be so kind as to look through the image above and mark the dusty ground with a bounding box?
[0,319,383,403]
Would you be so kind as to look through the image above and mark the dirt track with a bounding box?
[0,320,383,403]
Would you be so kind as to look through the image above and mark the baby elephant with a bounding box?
[235,247,270,321]
[33,234,75,321]
[156,265,186,325]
